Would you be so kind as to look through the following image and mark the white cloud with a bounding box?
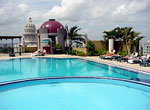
[0,0,149,42]
[45,0,86,21]
[0,1,29,36]
[0,2,28,25]
[0,8,4,15]
[18,4,28,13]
[28,11,44,21]
[113,4,126,15]
[113,0,150,21]
[88,7,105,19]
[29,0,108,22]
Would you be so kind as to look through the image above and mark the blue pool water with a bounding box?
[0,58,150,83]
[0,78,150,110]
[0,58,150,110]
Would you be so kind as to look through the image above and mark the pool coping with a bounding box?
[0,76,149,86]
[0,77,150,93]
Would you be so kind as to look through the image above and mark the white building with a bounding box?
[23,17,37,47]
[141,40,150,55]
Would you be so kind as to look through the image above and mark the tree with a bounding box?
[121,27,133,55]
[120,27,144,55]
[65,25,81,49]
[86,40,95,56]
[128,31,144,53]
[103,29,117,47]
[103,27,144,55]
[103,27,123,50]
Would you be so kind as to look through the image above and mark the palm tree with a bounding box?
[103,29,118,48]
[103,26,144,55]
[121,27,144,55]
[65,25,81,49]
[128,31,144,53]
[103,28,123,50]
[120,27,133,55]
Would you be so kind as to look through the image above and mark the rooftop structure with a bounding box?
[23,17,37,47]
[0,36,22,56]
[38,19,67,54]
[40,19,64,34]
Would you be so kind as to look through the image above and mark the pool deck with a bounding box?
[0,53,150,74]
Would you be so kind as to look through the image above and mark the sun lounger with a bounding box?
[100,53,120,61]
[140,60,150,67]
[139,55,150,67]
[31,49,46,57]
[103,56,113,60]
[113,55,121,61]
[117,56,128,62]
[118,52,139,63]
[128,57,141,64]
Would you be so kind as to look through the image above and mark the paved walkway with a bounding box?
[0,53,150,74]
[85,56,150,74]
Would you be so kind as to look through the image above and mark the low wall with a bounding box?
[91,41,107,50]
[72,47,87,54]
[22,47,38,53]
[92,40,132,54]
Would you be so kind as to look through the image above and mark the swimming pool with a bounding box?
[0,57,150,83]
[0,78,150,110]
[0,58,150,110]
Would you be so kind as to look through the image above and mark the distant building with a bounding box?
[23,17,37,47]
[141,40,150,55]
[37,19,67,54]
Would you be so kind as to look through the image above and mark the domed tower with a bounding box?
[38,19,67,54]
[23,17,37,47]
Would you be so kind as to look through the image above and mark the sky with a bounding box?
[0,0,150,43]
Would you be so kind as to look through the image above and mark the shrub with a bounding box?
[96,49,107,55]
[25,48,36,53]
[88,49,107,56]
[86,40,95,56]
[118,51,126,57]
[55,44,62,49]
[139,52,143,56]
[76,51,85,56]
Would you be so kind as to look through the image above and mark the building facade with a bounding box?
[37,19,67,54]
[141,40,150,55]
[23,17,37,47]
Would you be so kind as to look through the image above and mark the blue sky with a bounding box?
[0,0,150,42]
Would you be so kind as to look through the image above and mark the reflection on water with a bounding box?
[0,58,150,83]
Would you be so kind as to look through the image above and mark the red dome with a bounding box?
[40,19,64,33]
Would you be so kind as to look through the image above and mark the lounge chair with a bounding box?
[117,52,139,63]
[31,49,46,57]
[117,56,129,62]
[140,55,150,67]
[99,49,116,60]
[140,60,150,67]
[113,55,121,61]
[128,57,141,64]
[100,54,113,60]
[127,52,139,64]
